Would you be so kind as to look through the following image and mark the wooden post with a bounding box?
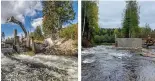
[26,31,30,48]
[21,35,23,45]
[14,29,17,45]
[13,29,20,53]
[16,36,19,44]
[31,37,36,53]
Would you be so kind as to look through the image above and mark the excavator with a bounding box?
[5,16,31,52]
[144,35,155,48]
[7,16,28,37]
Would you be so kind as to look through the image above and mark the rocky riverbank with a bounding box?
[44,39,78,56]
[2,38,78,56]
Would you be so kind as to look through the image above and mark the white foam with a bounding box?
[83,58,96,64]
[13,54,78,80]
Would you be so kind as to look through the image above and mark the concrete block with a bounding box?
[116,38,142,48]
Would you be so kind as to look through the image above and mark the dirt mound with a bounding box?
[45,39,77,56]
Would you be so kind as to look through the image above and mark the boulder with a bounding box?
[44,38,54,47]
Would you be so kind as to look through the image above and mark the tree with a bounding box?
[145,23,151,34]
[102,29,107,35]
[94,35,104,44]
[82,1,99,46]
[55,2,75,30]
[122,1,140,38]
[140,24,151,37]
[114,29,119,38]
[31,26,44,41]
[42,1,75,39]
[59,23,78,40]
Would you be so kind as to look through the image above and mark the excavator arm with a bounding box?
[7,16,27,37]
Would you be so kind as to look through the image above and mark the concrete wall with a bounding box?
[116,38,142,48]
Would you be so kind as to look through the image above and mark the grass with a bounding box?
[24,51,35,56]
[34,40,44,44]
[94,43,114,46]
[101,43,114,45]
[12,51,35,57]
[73,40,78,47]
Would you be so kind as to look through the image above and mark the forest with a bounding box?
[82,1,155,47]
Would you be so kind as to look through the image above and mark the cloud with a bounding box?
[99,1,125,28]
[1,1,42,24]
[139,1,155,29]
[18,32,25,37]
[31,17,43,28]
[99,1,155,29]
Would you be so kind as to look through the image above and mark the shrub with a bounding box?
[29,26,44,41]
[59,23,78,40]
[94,35,104,44]
[94,34,115,44]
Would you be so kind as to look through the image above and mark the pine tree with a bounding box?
[122,1,140,38]
[42,1,75,39]
[33,26,44,41]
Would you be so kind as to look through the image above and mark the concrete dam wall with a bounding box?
[116,38,142,48]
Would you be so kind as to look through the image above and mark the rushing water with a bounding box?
[82,45,155,81]
[1,48,78,81]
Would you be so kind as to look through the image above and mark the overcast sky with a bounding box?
[99,1,155,29]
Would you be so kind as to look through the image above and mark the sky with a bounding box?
[1,1,78,38]
[99,1,155,29]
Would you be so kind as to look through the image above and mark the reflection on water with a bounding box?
[82,45,155,81]
[1,48,78,81]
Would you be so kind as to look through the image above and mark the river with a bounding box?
[82,45,155,81]
[1,48,78,81]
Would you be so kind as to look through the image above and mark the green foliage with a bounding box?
[42,1,75,37]
[24,51,35,56]
[122,1,140,38]
[94,28,116,44]
[103,34,115,43]
[139,24,152,38]
[94,35,104,44]
[30,26,44,41]
[59,24,78,40]
[94,25,154,45]
[82,0,155,46]
[55,1,75,29]
[82,1,99,45]
[94,34,115,44]
[114,29,119,36]
[94,26,154,44]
